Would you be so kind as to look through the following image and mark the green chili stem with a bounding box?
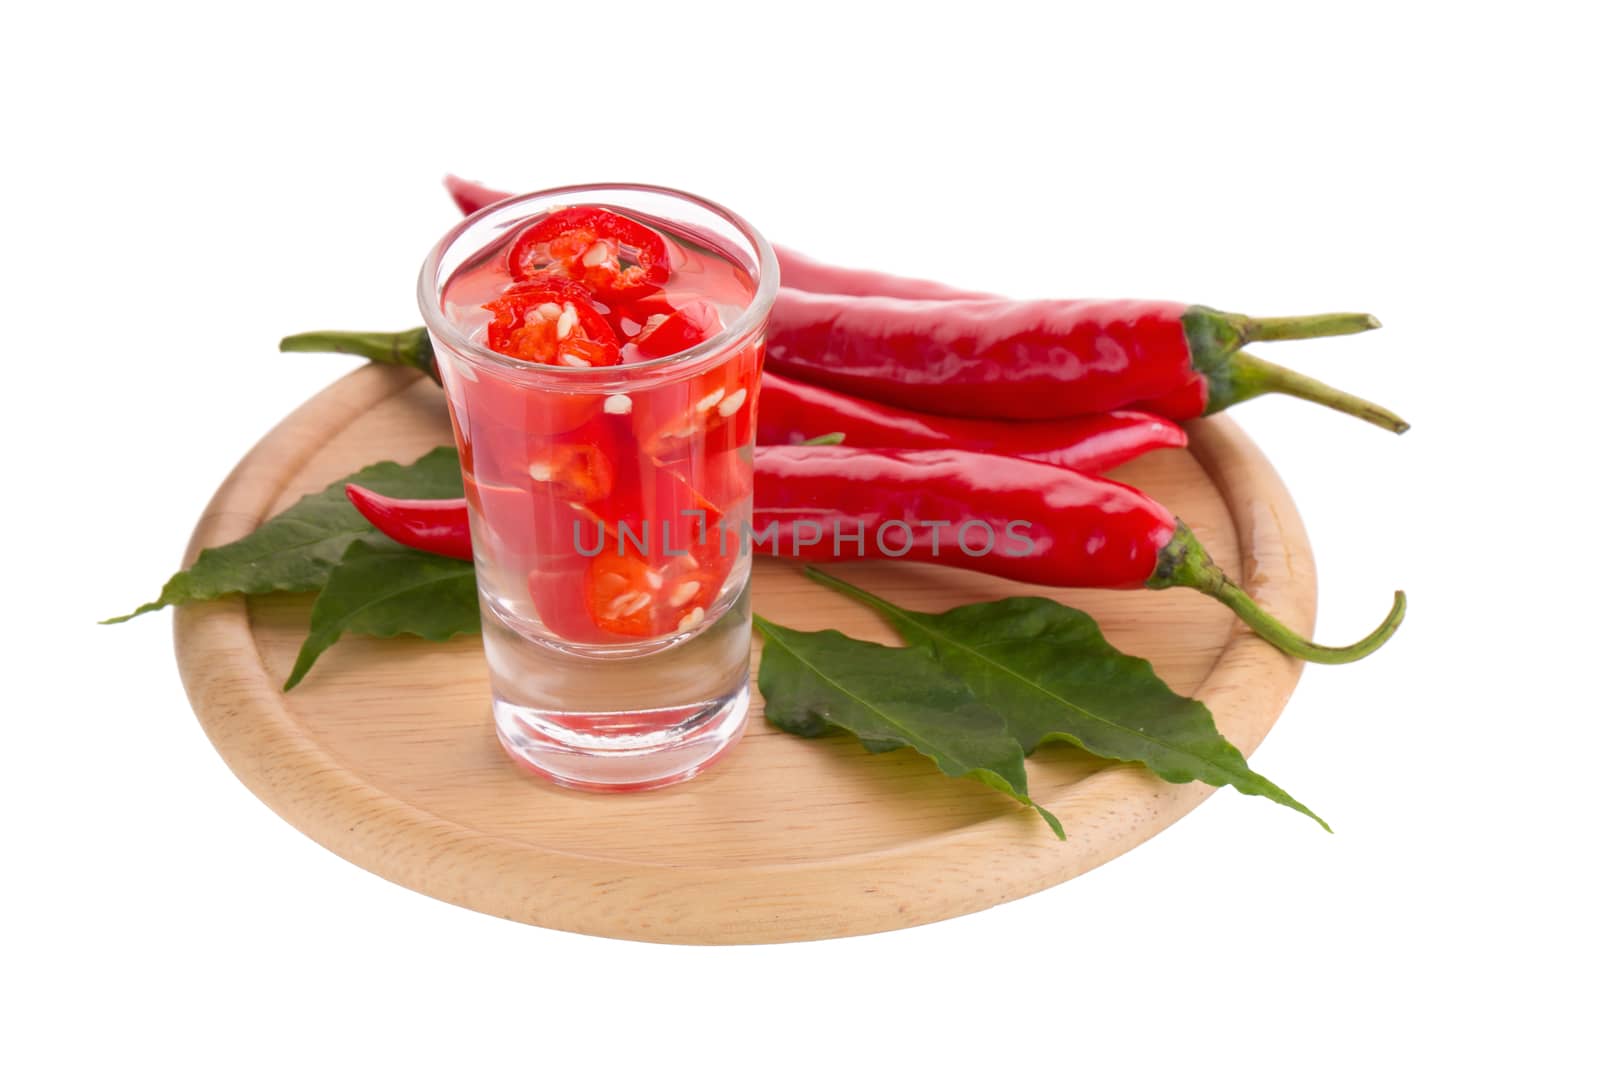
[279,327,438,383]
[797,432,847,446]
[1149,522,1404,664]
[1213,582,1406,664]
[1182,309,1405,433]
[1244,312,1382,342]
[1218,352,1410,434]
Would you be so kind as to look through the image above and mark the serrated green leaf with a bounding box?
[753,616,1063,838]
[284,539,480,690]
[806,568,1326,831]
[103,447,464,623]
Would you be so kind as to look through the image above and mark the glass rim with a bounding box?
[417,182,779,382]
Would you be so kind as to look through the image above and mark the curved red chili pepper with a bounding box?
[446,176,1405,433]
[765,290,1407,432]
[750,446,1405,664]
[767,291,1191,418]
[278,321,1185,469]
[444,175,994,302]
[349,445,1403,663]
[766,245,997,301]
[468,173,1400,431]
[345,484,472,562]
[754,445,1173,588]
[759,371,1185,473]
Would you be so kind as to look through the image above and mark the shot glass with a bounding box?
[418,184,777,791]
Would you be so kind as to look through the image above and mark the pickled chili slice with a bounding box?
[633,297,723,359]
[482,278,621,368]
[508,205,671,298]
[527,441,614,504]
[583,550,720,638]
[642,350,759,458]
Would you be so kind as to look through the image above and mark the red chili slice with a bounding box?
[633,298,723,359]
[527,441,614,504]
[641,348,759,459]
[609,290,677,342]
[482,279,621,367]
[583,551,719,638]
[508,206,671,298]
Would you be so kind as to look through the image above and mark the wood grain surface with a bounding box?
[172,364,1316,944]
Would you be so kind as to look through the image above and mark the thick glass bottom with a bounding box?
[482,585,752,791]
[494,684,749,792]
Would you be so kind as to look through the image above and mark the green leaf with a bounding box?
[284,539,480,690]
[806,568,1327,831]
[753,616,1063,838]
[103,447,464,623]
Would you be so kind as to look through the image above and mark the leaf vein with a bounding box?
[883,602,1251,783]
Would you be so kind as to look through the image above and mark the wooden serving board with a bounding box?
[174,365,1314,944]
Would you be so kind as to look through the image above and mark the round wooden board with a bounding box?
[174,364,1315,944]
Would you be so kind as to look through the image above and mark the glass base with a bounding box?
[494,683,749,792]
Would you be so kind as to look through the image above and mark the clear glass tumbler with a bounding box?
[418,184,777,791]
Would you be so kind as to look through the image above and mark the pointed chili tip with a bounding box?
[443,173,479,214]
[444,174,511,216]
[1362,314,1383,330]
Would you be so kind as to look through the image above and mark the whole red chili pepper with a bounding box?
[346,449,1403,664]
[749,244,996,302]
[345,484,473,562]
[444,175,1403,431]
[765,289,1406,431]
[750,446,1404,663]
[444,175,996,302]
[759,371,1185,473]
[279,327,1185,472]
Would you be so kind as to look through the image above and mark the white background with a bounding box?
[5,2,1596,1063]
